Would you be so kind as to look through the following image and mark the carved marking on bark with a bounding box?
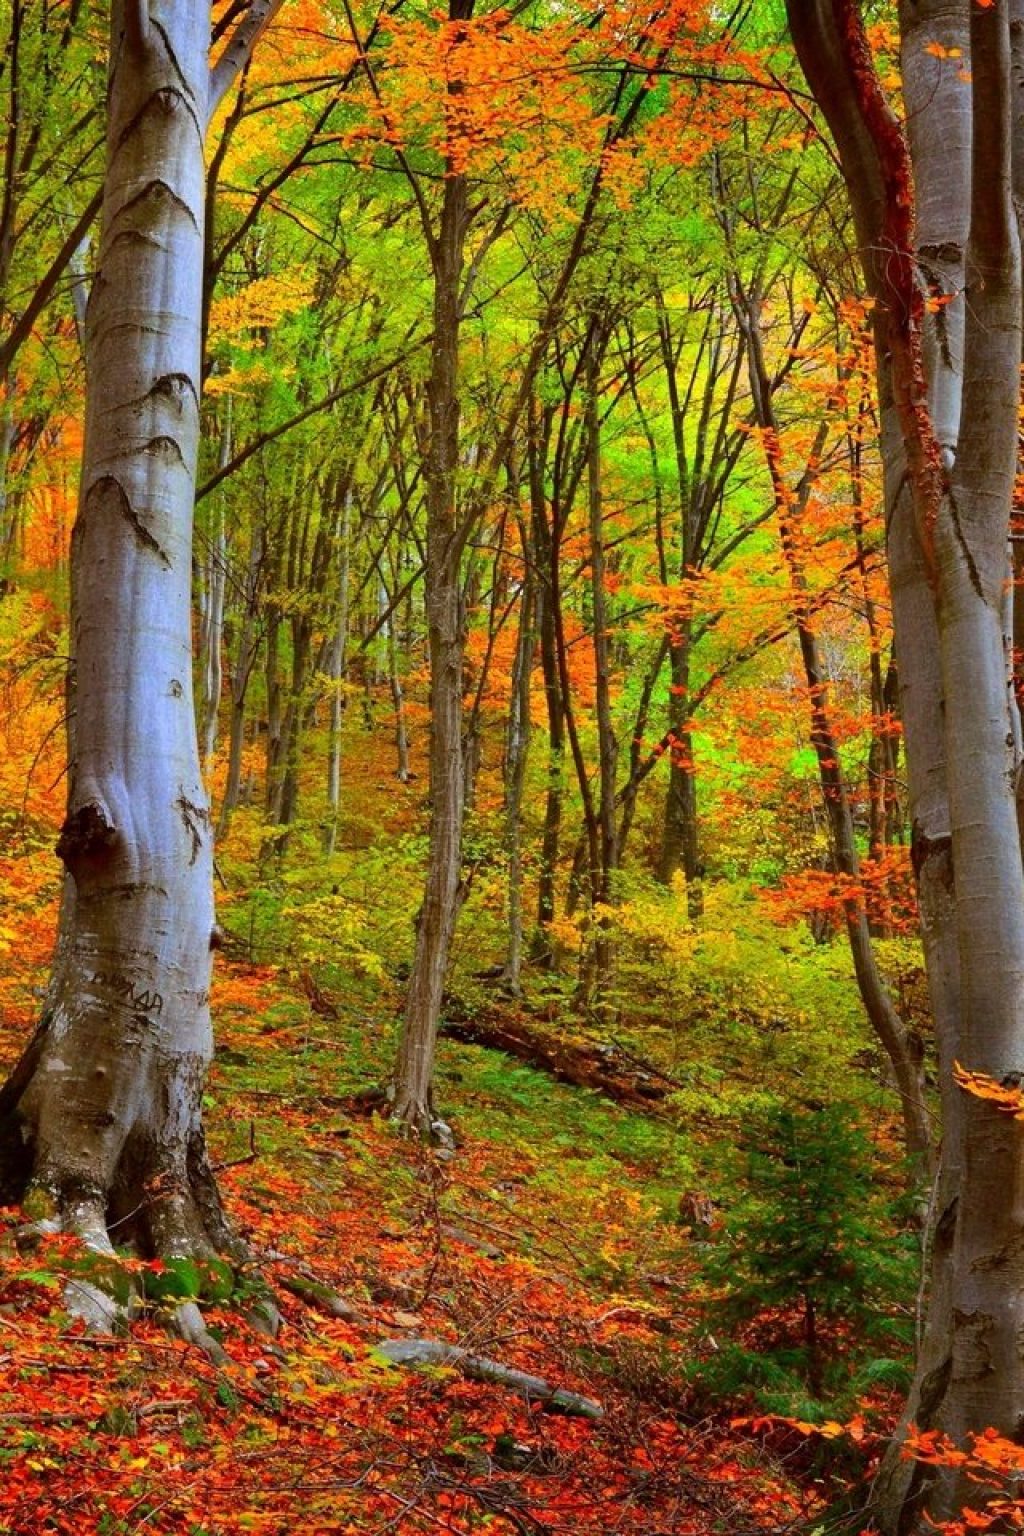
[56,801,118,870]
[89,971,164,1016]
[971,1230,1024,1271]
[147,373,199,412]
[106,229,166,254]
[952,1309,995,1380]
[108,374,200,421]
[84,475,171,568]
[77,881,169,905]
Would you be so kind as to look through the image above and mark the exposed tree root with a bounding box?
[273,1267,367,1324]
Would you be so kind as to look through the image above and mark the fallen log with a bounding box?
[439,1013,667,1111]
[376,1337,604,1419]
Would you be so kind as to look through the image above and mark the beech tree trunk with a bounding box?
[530,403,564,964]
[657,628,702,914]
[200,496,226,770]
[787,0,1024,1524]
[0,0,277,1337]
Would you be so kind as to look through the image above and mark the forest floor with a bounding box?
[0,941,898,1535]
[0,699,910,1535]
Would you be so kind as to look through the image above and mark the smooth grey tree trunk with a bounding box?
[787,0,1024,1524]
[0,0,280,1339]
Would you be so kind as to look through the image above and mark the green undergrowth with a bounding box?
[206,852,920,1434]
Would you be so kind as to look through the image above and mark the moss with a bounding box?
[21,1185,58,1225]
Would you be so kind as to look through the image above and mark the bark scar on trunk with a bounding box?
[952,1309,995,1380]
[107,179,200,239]
[945,488,985,600]
[115,89,204,156]
[140,435,190,471]
[147,17,202,108]
[910,823,953,881]
[969,1230,1024,1271]
[56,800,118,870]
[176,794,208,865]
[84,475,171,568]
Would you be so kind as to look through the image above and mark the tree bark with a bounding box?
[585,335,618,1008]
[391,89,471,1132]
[324,487,352,852]
[0,0,244,1338]
[786,0,1024,1523]
[501,550,534,994]
[218,515,262,834]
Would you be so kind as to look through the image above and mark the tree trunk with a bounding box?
[391,132,470,1134]
[324,488,352,853]
[0,0,244,1340]
[585,338,618,1008]
[501,557,534,993]
[387,581,412,784]
[657,625,702,917]
[530,403,564,965]
[200,512,226,770]
[786,0,1024,1523]
[218,517,262,835]
[935,3,1024,1471]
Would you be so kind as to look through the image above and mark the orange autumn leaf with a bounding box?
[953,1062,1024,1118]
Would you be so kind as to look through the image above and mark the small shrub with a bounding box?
[695,1101,914,1414]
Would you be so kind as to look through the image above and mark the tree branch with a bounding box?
[196,332,432,502]
[123,0,149,53]
[208,0,284,121]
[0,183,102,378]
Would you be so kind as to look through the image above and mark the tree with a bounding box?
[0,0,280,1340]
[785,0,1024,1523]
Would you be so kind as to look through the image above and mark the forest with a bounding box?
[0,0,1021,1531]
